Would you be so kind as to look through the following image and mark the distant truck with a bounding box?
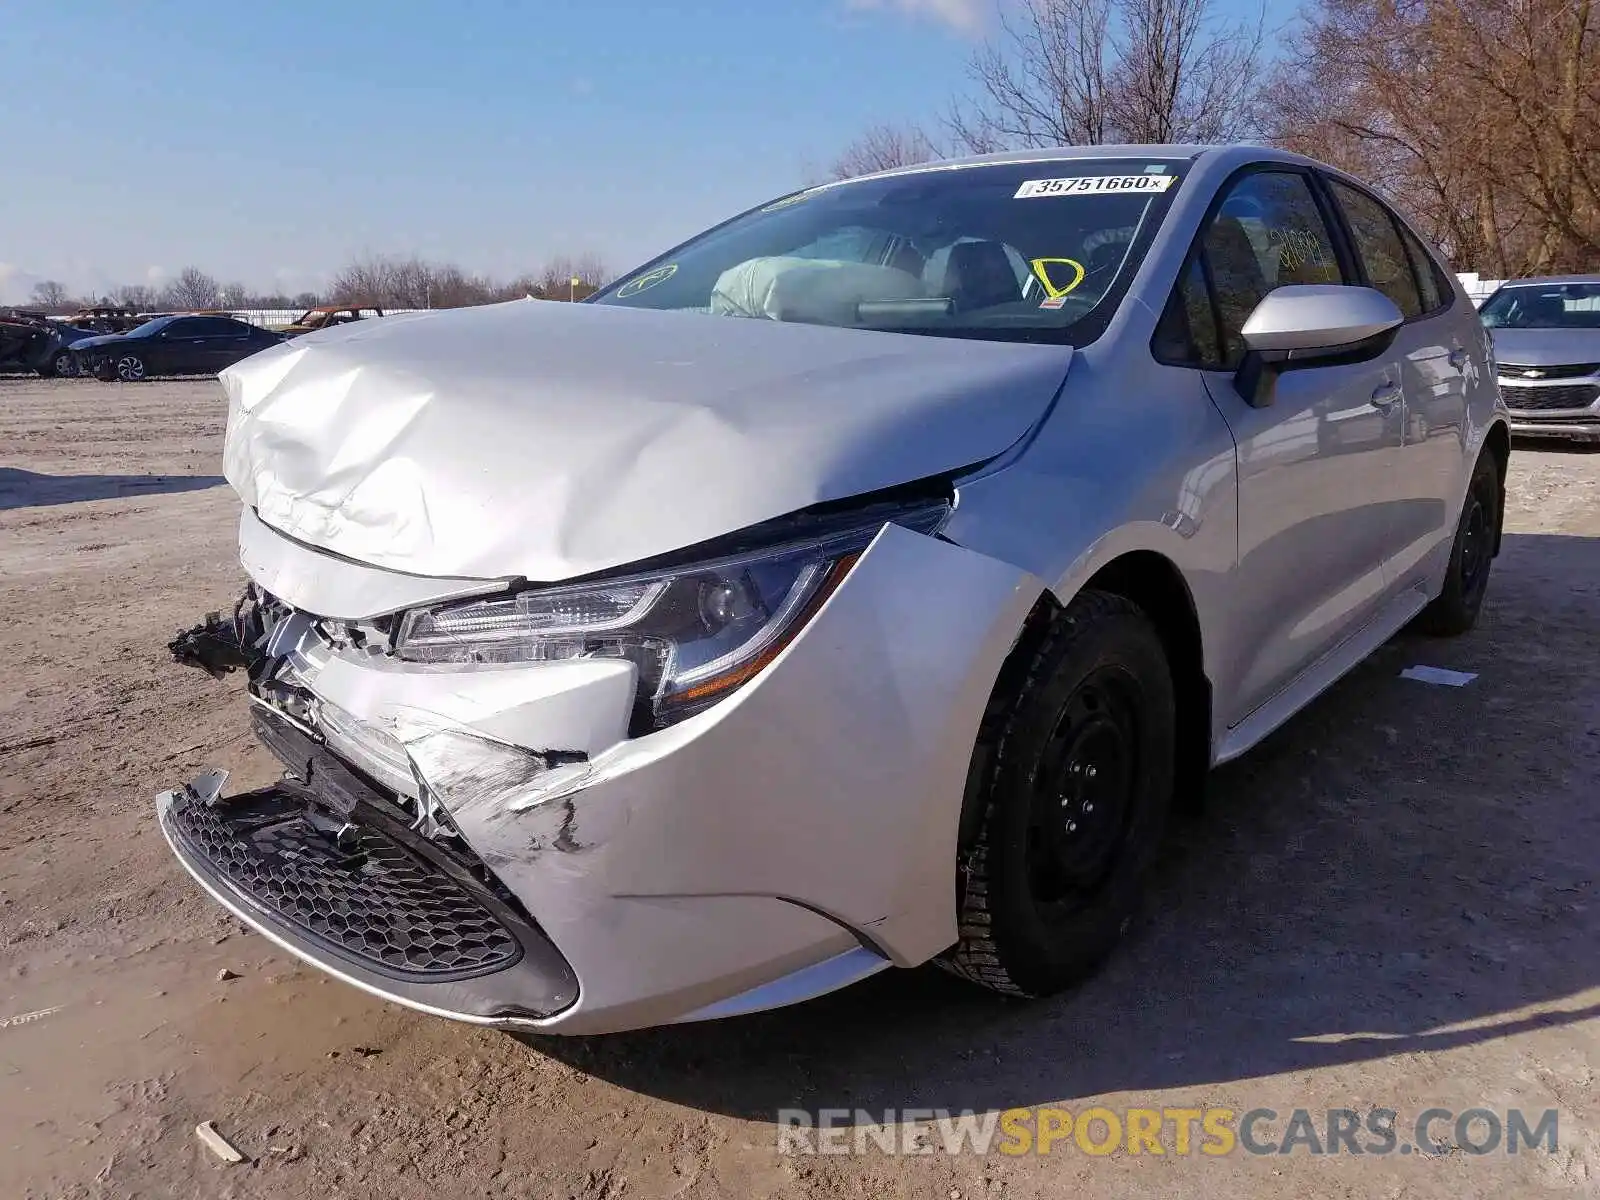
[279,305,385,337]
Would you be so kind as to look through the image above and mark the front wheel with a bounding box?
[939,590,1176,997]
[1415,449,1501,636]
[114,354,146,382]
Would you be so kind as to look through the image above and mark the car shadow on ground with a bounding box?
[516,532,1600,1118]
[0,467,226,511]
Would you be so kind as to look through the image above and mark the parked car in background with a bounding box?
[1479,276,1600,443]
[0,311,99,376]
[42,319,101,375]
[71,314,284,381]
[280,304,384,337]
[158,144,1507,1035]
[0,312,51,373]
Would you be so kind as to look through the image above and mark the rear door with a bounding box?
[152,317,205,372]
[205,318,264,369]
[1322,177,1474,592]
[1156,166,1408,722]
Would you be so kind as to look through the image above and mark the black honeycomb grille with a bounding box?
[1500,382,1600,411]
[167,788,521,980]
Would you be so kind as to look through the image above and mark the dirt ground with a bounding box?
[1,376,1596,1199]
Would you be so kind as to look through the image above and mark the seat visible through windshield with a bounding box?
[590,159,1191,344]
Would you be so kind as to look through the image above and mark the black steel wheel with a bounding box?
[1416,449,1501,636]
[940,589,1176,998]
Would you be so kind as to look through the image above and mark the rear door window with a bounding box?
[1396,223,1454,315]
[1327,180,1424,319]
[190,317,249,337]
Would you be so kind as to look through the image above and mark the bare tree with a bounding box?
[219,281,251,309]
[947,0,1116,150]
[829,122,942,180]
[29,280,72,310]
[1268,0,1600,276]
[161,267,222,311]
[111,284,159,311]
[327,255,431,307]
[533,255,609,300]
[944,0,1265,151]
[329,253,607,307]
[1110,0,1265,142]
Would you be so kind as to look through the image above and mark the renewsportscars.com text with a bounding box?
[776,1106,1560,1157]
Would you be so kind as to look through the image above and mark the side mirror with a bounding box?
[1235,285,1404,407]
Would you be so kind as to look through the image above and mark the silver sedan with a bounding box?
[158,144,1507,1034]
[1479,275,1600,443]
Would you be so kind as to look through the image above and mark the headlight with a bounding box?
[395,498,951,729]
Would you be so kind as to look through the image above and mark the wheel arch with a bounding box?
[1080,550,1212,810]
[1483,420,1510,557]
[957,548,1213,858]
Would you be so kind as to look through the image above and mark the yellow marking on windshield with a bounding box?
[616,263,678,298]
[1030,258,1086,300]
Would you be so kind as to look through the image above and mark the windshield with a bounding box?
[124,316,175,338]
[1480,282,1600,329]
[590,158,1191,344]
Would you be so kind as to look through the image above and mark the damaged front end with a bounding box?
[161,592,581,1023]
[159,504,1043,1034]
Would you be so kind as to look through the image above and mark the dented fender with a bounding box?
[384,524,1042,1031]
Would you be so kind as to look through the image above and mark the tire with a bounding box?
[1415,450,1500,636]
[41,350,75,378]
[114,354,146,382]
[939,590,1176,997]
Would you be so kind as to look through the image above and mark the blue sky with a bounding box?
[0,0,1272,303]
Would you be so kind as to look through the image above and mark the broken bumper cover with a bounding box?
[158,522,1042,1033]
[157,763,581,1023]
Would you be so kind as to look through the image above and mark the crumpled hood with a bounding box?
[222,298,1071,582]
[1489,327,1600,367]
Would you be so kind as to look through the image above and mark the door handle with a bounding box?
[1448,347,1469,371]
[1370,382,1402,411]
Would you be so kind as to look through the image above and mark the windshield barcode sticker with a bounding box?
[1014,175,1175,199]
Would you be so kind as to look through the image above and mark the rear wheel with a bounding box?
[1416,450,1500,636]
[940,590,1176,997]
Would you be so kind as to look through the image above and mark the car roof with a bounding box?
[825,144,1317,188]
[1491,274,1600,287]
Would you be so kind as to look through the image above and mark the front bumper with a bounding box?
[159,521,1041,1033]
[158,746,581,1023]
[1505,416,1600,443]
[1499,373,1600,442]
[73,348,119,379]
